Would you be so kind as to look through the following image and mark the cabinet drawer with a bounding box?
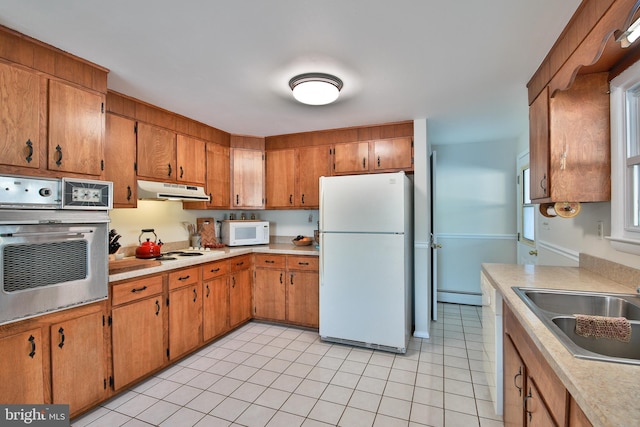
[255,254,286,269]
[112,275,163,306]
[202,260,229,281]
[288,256,318,271]
[230,255,252,272]
[168,267,201,290]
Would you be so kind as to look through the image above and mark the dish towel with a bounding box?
[574,314,631,343]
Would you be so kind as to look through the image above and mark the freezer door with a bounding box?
[320,232,407,351]
[320,172,407,233]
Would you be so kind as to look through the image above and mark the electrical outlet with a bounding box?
[597,220,604,240]
[308,214,313,223]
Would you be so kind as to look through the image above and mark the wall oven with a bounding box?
[0,175,112,325]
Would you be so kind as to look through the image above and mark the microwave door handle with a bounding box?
[1,230,94,238]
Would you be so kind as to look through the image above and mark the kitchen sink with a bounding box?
[513,287,640,365]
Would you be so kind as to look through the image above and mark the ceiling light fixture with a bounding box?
[289,73,343,105]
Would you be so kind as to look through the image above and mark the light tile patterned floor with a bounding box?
[72,303,504,427]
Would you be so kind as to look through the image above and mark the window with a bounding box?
[609,60,640,254]
[520,166,535,244]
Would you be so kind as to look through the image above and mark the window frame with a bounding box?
[519,164,536,247]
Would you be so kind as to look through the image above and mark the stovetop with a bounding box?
[155,250,204,261]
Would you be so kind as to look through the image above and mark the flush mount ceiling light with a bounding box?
[289,73,343,105]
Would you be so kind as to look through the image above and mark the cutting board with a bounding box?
[198,217,216,246]
[109,258,161,275]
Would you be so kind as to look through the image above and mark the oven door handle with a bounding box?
[1,230,94,238]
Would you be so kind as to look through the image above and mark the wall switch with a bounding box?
[597,220,604,239]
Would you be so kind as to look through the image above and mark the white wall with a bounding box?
[432,139,518,304]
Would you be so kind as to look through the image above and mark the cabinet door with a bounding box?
[51,310,106,414]
[105,114,137,207]
[177,134,206,185]
[232,148,264,208]
[333,141,369,174]
[525,379,557,427]
[266,149,296,208]
[254,268,286,321]
[48,80,104,176]
[136,122,176,180]
[297,145,331,207]
[287,270,319,327]
[0,62,42,169]
[169,284,203,360]
[373,137,413,171]
[529,87,550,201]
[203,276,229,341]
[112,297,165,390]
[229,268,252,327]
[207,143,230,208]
[504,335,526,427]
[0,328,45,404]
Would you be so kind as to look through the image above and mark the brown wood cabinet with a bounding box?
[232,148,264,208]
[333,137,413,175]
[297,145,331,207]
[265,150,296,208]
[168,267,202,360]
[111,275,165,391]
[503,302,595,427]
[105,113,137,207]
[529,73,611,203]
[201,142,231,209]
[50,309,107,414]
[202,259,231,341]
[229,255,253,327]
[48,80,105,176]
[0,61,43,170]
[333,141,369,174]
[253,254,319,328]
[136,121,176,180]
[0,327,45,404]
[176,134,206,185]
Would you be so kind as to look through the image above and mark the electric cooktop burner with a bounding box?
[155,256,177,261]
[158,251,204,259]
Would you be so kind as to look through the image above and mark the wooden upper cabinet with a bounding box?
[297,145,331,207]
[0,62,42,170]
[373,137,413,171]
[176,134,206,185]
[333,141,369,174]
[529,73,610,203]
[136,121,176,180]
[48,80,105,176]
[105,113,137,207]
[232,148,264,208]
[266,149,296,208]
[206,142,230,208]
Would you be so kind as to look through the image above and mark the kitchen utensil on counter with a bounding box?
[197,217,217,247]
[136,229,163,259]
[109,229,122,254]
[292,235,313,246]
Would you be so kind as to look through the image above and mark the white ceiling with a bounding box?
[0,0,581,144]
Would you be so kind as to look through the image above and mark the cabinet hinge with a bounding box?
[134,122,138,134]
[104,378,107,389]
[101,103,104,114]
[166,348,170,359]
[411,157,414,165]
[517,232,520,241]
[109,376,114,388]
[329,148,333,155]
[411,140,414,148]
[102,315,105,326]
[101,159,105,171]
[517,175,520,185]
[262,154,265,161]
[166,297,170,307]
[108,316,112,326]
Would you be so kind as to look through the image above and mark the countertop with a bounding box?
[482,263,640,427]
[109,243,319,282]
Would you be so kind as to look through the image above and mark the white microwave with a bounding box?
[221,220,270,246]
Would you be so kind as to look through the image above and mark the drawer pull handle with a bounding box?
[55,145,63,166]
[127,185,132,201]
[232,276,236,288]
[155,300,161,316]
[206,284,210,298]
[131,285,148,293]
[514,367,522,396]
[301,194,305,204]
[168,163,172,177]
[58,327,65,348]
[210,267,220,273]
[28,335,36,358]
[289,194,293,205]
[362,157,366,169]
[180,166,184,178]
[25,139,33,163]
[178,275,191,281]
[280,273,283,284]
[193,288,197,302]
[236,261,244,267]
[298,262,309,266]
[290,274,294,285]
[265,260,275,264]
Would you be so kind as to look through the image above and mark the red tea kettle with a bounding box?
[136,229,163,259]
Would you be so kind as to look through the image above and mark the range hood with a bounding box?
[137,180,210,201]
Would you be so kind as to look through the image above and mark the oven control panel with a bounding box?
[0,175,60,208]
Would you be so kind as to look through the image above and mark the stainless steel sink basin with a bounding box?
[513,287,640,365]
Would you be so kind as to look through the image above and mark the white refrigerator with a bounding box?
[319,172,413,353]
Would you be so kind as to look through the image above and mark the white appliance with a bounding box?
[481,271,503,416]
[137,179,209,201]
[319,172,413,353]
[221,220,270,246]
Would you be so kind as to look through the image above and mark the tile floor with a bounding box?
[72,303,504,427]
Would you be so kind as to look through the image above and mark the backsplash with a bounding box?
[580,253,640,290]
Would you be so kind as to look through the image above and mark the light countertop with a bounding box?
[110,243,318,282]
[482,263,640,427]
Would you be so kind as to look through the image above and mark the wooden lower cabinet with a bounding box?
[229,255,253,327]
[203,275,230,341]
[254,254,287,321]
[50,309,107,413]
[0,328,45,404]
[504,302,594,427]
[168,267,203,360]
